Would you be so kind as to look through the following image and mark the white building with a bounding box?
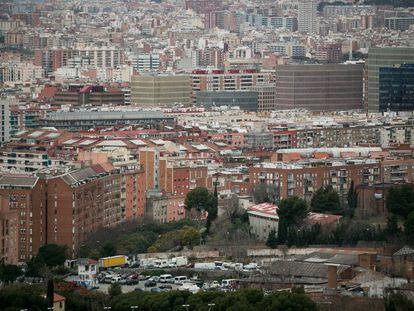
[248,203,279,241]
[298,0,318,34]
[77,258,98,287]
[0,62,43,85]
[0,100,11,145]
[135,54,160,72]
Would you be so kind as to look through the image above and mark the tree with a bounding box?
[109,283,122,298]
[404,212,414,241]
[262,291,317,311]
[385,292,414,311]
[311,186,341,214]
[347,180,358,217]
[37,244,67,267]
[100,242,117,258]
[181,227,201,249]
[250,183,278,204]
[185,187,217,233]
[277,197,307,245]
[266,229,278,249]
[0,284,48,311]
[25,256,46,277]
[278,196,308,226]
[385,215,400,238]
[185,187,212,212]
[387,184,414,218]
[0,262,23,285]
[46,279,54,309]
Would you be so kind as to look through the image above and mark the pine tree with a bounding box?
[266,229,278,249]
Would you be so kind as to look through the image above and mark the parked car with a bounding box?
[158,284,172,290]
[151,287,163,293]
[174,276,188,285]
[144,280,157,287]
[138,275,150,281]
[159,274,173,283]
[125,278,139,285]
[148,276,160,282]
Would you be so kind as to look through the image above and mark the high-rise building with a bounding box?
[379,64,414,112]
[275,64,363,111]
[130,74,192,107]
[298,0,318,34]
[47,167,122,257]
[0,100,11,145]
[367,47,414,112]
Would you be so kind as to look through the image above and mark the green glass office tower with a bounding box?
[367,47,414,112]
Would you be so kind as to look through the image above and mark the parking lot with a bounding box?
[66,273,203,294]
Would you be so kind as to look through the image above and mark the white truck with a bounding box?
[171,256,188,267]
[194,262,216,270]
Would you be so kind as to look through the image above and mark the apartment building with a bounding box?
[139,147,160,190]
[121,168,146,220]
[145,191,186,223]
[34,47,125,75]
[0,150,66,173]
[0,194,18,264]
[0,175,46,263]
[158,159,210,196]
[249,159,382,202]
[292,124,414,148]
[0,100,11,145]
[0,62,43,84]
[47,166,122,257]
[298,0,318,34]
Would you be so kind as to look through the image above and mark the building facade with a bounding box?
[0,100,11,145]
[367,47,414,112]
[379,64,414,112]
[195,90,258,111]
[131,74,192,107]
[0,176,46,263]
[275,64,363,111]
[47,167,122,257]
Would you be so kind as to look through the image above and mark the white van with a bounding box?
[174,276,188,285]
[159,274,173,283]
[154,259,169,268]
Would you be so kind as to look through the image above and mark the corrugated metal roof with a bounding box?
[0,175,38,188]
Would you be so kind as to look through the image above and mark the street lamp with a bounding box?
[208,303,216,311]
[182,304,190,311]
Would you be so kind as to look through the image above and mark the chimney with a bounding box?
[327,264,338,289]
